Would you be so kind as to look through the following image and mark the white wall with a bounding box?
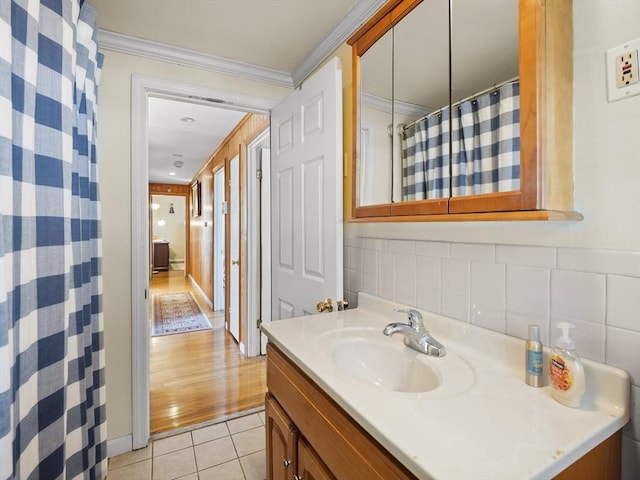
[345,1,640,476]
[98,50,291,441]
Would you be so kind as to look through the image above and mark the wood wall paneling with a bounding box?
[189,114,269,349]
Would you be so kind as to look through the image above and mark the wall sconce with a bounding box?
[169,203,175,214]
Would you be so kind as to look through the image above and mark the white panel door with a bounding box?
[229,154,240,342]
[270,57,343,320]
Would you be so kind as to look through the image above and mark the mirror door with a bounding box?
[350,0,528,219]
[390,0,449,216]
[449,0,519,203]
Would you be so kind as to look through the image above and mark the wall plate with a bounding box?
[607,37,640,102]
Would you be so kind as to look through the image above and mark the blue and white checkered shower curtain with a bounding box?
[0,1,107,479]
[401,80,520,200]
[400,109,451,201]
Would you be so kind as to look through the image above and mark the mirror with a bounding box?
[358,28,393,206]
[394,0,449,202]
[450,0,519,198]
[355,0,519,210]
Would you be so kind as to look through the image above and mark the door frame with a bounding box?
[131,74,277,449]
[246,129,270,357]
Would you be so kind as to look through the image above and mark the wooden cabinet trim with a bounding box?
[348,0,576,222]
[348,209,583,223]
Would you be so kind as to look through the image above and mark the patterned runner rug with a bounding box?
[152,292,212,336]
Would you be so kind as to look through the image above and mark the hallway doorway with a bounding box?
[131,75,277,448]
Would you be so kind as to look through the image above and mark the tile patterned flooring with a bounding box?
[108,412,266,480]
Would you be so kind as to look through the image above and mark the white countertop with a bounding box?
[261,293,630,480]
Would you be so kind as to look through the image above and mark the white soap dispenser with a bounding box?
[549,322,585,408]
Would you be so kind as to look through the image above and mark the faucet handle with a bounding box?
[394,308,424,328]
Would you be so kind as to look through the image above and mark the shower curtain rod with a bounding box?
[401,76,519,131]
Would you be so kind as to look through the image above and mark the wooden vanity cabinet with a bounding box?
[266,343,418,480]
[297,437,336,480]
[266,342,623,480]
[266,393,335,480]
[265,393,298,480]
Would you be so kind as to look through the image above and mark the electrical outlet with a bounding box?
[615,50,639,88]
[607,37,640,102]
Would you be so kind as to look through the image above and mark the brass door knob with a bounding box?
[316,298,333,313]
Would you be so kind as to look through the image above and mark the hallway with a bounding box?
[150,270,267,435]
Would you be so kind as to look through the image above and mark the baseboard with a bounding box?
[107,434,133,458]
[188,274,213,309]
[239,341,246,355]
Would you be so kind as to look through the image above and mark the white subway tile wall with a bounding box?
[343,237,640,478]
[441,258,470,322]
[607,275,640,331]
[470,261,506,333]
[505,265,550,344]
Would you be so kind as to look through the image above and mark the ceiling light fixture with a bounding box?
[173,160,184,168]
[151,203,160,210]
[180,116,195,123]
[169,172,176,176]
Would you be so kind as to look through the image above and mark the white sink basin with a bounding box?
[313,326,475,397]
[332,338,440,393]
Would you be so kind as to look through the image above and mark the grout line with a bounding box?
[150,406,265,442]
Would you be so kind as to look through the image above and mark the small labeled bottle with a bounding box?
[525,324,543,387]
[549,322,585,408]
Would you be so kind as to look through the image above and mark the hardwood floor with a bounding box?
[150,270,266,435]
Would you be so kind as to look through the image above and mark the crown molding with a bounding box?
[292,0,387,88]
[361,92,430,118]
[98,0,387,91]
[97,29,294,88]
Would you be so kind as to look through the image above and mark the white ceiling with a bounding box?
[91,0,364,185]
[147,98,250,184]
[91,0,360,73]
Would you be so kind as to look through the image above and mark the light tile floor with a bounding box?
[108,412,266,480]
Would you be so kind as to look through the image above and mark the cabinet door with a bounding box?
[265,394,297,480]
[296,437,336,480]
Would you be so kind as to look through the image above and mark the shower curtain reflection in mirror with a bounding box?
[401,80,520,201]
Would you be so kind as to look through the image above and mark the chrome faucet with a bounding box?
[383,309,446,357]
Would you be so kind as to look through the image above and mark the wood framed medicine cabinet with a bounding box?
[347,0,582,222]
